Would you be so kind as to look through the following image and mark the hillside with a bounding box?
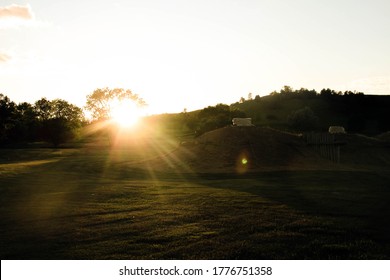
[128,126,390,174]
[151,91,390,146]
[230,92,390,135]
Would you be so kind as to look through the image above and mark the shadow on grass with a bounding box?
[1,148,390,259]
[197,170,390,258]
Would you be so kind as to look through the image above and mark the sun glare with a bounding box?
[110,99,143,128]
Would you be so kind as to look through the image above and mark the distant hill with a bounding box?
[230,91,390,136]
[146,89,390,138]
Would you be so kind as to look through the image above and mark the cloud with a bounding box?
[0,52,11,63]
[0,4,34,20]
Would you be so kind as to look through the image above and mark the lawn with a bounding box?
[0,147,389,259]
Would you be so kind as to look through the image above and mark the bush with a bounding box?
[288,107,319,131]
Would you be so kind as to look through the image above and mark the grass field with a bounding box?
[1,145,390,259]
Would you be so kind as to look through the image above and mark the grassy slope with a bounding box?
[1,145,390,259]
[231,94,390,134]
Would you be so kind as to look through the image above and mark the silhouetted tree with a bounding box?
[0,94,17,143]
[280,85,294,95]
[230,107,247,119]
[85,87,146,121]
[51,99,83,124]
[288,106,319,131]
[296,88,317,98]
[9,102,38,142]
[190,104,246,136]
[34,98,53,120]
[35,99,84,146]
[198,104,231,129]
[320,88,337,98]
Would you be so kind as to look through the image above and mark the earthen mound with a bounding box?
[142,127,334,173]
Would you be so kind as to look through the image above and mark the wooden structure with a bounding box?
[232,118,253,126]
[328,126,346,134]
[305,132,347,163]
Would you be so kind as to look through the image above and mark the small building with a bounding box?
[328,126,346,134]
[232,118,253,126]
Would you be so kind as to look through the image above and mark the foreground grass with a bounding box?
[0,147,389,259]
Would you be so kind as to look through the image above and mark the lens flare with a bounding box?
[236,150,250,174]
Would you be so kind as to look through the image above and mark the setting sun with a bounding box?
[110,99,143,128]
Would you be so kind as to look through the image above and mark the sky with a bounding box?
[1,0,390,114]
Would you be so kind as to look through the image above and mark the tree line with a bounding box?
[0,94,84,147]
[0,88,148,147]
[1,85,389,147]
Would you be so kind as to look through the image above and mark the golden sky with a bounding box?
[1,0,390,113]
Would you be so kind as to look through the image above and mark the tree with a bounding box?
[296,88,317,98]
[320,88,337,97]
[34,98,53,120]
[189,104,246,136]
[0,94,17,143]
[196,104,230,135]
[85,87,146,121]
[10,102,38,142]
[288,106,319,131]
[280,85,294,95]
[35,99,84,147]
[51,99,84,125]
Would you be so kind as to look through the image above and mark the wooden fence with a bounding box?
[305,132,347,163]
